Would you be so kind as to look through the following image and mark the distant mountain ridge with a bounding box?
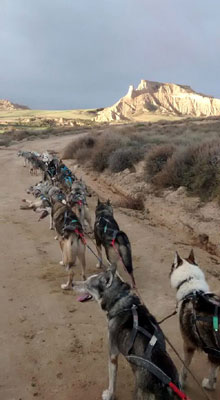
[0,99,29,111]
[95,80,220,122]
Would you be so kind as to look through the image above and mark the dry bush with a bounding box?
[120,194,145,211]
[91,132,128,172]
[62,135,96,159]
[144,144,176,181]
[0,137,11,146]
[108,146,144,173]
[75,148,91,163]
[153,140,220,201]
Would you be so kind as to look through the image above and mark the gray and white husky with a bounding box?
[67,179,93,233]
[170,249,220,391]
[73,268,180,400]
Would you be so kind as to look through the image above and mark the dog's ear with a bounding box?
[174,251,182,267]
[107,199,111,205]
[187,249,196,265]
[97,198,101,205]
[104,270,114,288]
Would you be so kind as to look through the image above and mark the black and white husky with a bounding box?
[170,249,220,391]
[73,268,180,400]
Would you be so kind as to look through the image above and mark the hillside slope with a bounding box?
[96,80,220,122]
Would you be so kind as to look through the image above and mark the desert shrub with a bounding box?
[144,144,176,180]
[74,148,91,163]
[108,146,144,173]
[153,140,220,201]
[0,137,11,146]
[91,132,128,172]
[62,135,96,159]
[119,194,145,211]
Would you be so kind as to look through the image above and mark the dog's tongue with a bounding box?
[77,293,92,302]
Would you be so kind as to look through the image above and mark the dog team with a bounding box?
[18,149,220,399]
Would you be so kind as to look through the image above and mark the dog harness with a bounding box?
[62,210,85,241]
[181,290,220,357]
[110,304,189,400]
[70,192,86,206]
[96,216,119,245]
[127,305,161,358]
[39,194,51,207]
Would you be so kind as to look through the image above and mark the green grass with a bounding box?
[0,108,97,121]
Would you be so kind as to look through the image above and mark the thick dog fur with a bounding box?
[67,180,93,233]
[51,200,86,289]
[170,249,220,390]
[73,269,180,400]
[94,199,133,275]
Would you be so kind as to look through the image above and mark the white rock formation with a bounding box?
[95,80,220,122]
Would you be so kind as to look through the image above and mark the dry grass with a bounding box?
[144,144,176,181]
[119,194,145,211]
[62,135,96,160]
[152,141,220,201]
[61,117,220,201]
[108,146,144,173]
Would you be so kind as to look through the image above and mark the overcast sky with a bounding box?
[1,0,220,109]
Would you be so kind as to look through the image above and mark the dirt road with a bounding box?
[0,135,219,400]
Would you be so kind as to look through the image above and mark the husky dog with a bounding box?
[170,249,220,391]
[41,195,86,289]
[17,150,35,168]
[18,150,30,167]
[21,182,58,229]
[73,268,180,400]
[67,180,93,233]
[94,199,135,285]
[27,181,52,196]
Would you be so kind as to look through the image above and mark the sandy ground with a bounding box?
[0,134,220,400]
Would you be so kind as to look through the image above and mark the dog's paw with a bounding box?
[102,389,115,400]
[61,283,72,290]
[50,226,54,230]
[202,378,216,391]
[59,261,64,266]
[54,236,58,240]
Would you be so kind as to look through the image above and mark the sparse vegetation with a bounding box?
[2,109,220,204]
[144,144,175,180]
[62,117,220,202]
[151,141,220,201]
[108,146,144,173]
[62,135,96,159]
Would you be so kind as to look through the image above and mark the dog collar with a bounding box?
[176,277,193,291]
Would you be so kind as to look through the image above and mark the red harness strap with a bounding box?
[169,382,190,400]
[74,228,86,245]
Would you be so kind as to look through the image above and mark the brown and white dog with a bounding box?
[170,249,220,391]
[48,197,86,289]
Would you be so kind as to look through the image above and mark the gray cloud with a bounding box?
[1,0,220,109]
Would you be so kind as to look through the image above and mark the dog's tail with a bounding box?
[116,231,133,276]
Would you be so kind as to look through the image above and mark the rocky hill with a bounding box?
[0,99,29,111]
[96,80,220,122]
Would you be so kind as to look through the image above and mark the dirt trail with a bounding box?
[0,134,220,400]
